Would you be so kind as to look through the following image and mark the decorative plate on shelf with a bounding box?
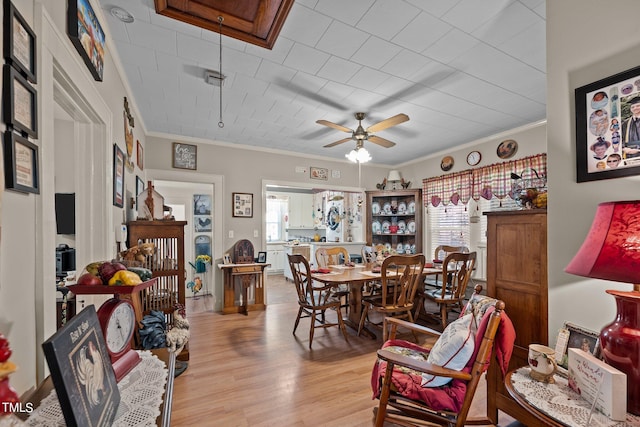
[397,220,407,232]
[397,243,404,254]
[372,220,381,234]
[405,243,412,254]
[410,244,416,254]
[372,202,381,215]
[398,202,407,214]
[408,201,416,214]
[385,243,392,252]
[382,221,391,233]
[382,202,392,214]
[407,221,416,233]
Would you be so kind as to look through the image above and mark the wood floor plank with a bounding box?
[170,275,523,426]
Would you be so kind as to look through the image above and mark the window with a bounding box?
[266,196,288,242]
[427,202,470,259]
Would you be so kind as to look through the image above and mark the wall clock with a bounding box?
[97,297,141,382]
[466,150,482,166]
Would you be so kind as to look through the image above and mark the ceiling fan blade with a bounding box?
[366,113,410,133]
[324,138,352,148]
[368,135,396,148]
[316,120,353,133]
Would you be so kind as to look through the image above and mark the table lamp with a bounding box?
[387,170,402,190]
[565,200,640,415]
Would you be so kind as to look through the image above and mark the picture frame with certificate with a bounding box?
[113,144,124,208]
[3,130,39,194]
[3,64,37,138]
[3,1,37,83]
[232,192,253,217]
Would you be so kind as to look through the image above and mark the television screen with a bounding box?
[55,193,75,234]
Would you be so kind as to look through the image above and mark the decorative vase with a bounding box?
[599,290,640,415]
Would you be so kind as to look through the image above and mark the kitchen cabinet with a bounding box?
[485,210,547,425]
[365,189,422,255]
[283,245,311,281]
[288,193,314,229]
[266,244,286,272]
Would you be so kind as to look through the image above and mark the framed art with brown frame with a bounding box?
[3,64,37,138]
[3,1,37,83]
[136,140,143,170]
[3,131,39,194]
[67,0,105,81]
[113,144,124,208]
[232,192,253,217]
[575,64,640,182]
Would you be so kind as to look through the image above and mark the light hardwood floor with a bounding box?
[171,274,524,426]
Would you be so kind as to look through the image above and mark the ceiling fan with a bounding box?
[316,112,409,148]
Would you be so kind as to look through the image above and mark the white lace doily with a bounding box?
[26,351,167,427]
[510,367,640,427]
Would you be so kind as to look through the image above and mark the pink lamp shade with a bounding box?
[565,200,640,415]
[565,200,640,287]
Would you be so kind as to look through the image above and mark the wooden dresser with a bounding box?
[485,210,548,425]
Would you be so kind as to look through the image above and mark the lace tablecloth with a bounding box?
[26,351,167,427]
[510,367,640,427]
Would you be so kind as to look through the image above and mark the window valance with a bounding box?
[422,153,547,207]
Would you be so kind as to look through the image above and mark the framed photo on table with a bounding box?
[3,64,37,138]
[257,251,267,263]
[3,1,37,83]
[575,64,640,182]
[3,131,39,194]
[232,192,253,217]
[113,144,124,208]
[555,322,600,370]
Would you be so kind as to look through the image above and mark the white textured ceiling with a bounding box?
[96,0,546,165]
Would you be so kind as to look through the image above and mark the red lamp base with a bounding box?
[600,290,640,415]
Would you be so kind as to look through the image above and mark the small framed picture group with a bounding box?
[3,1,39,194]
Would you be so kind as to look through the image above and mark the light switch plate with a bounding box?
[228,230,234,238]
[331,169,340,178]
[295,166,307,174]
[254,229,259,237]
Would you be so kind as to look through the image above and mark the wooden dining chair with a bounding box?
[287,254,348,349]
[357,254,425,341]
[422,251,476,330]
[427,245,469,289]
[315,247,350,313]
[361,245,381,295]
[371,286,515,427]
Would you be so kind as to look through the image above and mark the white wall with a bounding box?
[547,1,640,340]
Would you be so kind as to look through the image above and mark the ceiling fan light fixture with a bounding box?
[346,146,371,163]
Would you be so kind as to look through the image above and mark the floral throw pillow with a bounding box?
[421,313,475,387]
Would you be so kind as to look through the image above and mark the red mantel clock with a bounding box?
[97,298,141,382]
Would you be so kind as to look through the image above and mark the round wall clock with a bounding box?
[97,297,141,382]
[440,156,454,171]
[466,150,482,166]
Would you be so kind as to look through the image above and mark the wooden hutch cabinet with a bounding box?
[365,189,422,255]
[485,210,547,425]
[127,220,189,360]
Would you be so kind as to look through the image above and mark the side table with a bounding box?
[505,367,640,427]
[218,263,270,315]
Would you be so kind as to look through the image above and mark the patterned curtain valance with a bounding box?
[423,153,547,207]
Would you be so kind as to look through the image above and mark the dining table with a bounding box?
[309,264,442,339]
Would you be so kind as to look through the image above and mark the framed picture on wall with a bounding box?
[575,64,640,182]
[3,130,39,194]
[3,64,37,138]
[136,140,143,170]
[113,144,124,208]
[172,142,197,170]
[67,0,105,81]
[232,192,253,217]
[3,1,37,83]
